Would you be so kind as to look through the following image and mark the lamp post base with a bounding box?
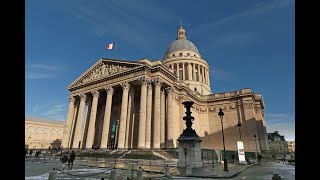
[223,158,229,171]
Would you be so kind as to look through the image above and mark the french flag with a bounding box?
[106,42,116,50]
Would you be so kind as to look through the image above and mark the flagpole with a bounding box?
[114,42,117,60]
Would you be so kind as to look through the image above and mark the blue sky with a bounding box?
[26,0,295,140]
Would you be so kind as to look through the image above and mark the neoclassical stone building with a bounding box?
[25,117,64,149]
[62,27,269,152]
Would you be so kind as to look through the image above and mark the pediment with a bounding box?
[68,58,144,89]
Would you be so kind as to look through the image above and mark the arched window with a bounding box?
[173,54,175,57]
[187,53,190,56]
[179,53,182,57]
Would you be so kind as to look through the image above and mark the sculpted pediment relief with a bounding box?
[68,59,144,89]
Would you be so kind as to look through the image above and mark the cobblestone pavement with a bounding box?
[26,158,294,179]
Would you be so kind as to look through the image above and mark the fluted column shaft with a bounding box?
[166,86,174,147]
[182,63,185,80]
[176,63,180,79]
[138,77,148,148]
[145,81,152,148]
[125,89,134,148]
[160,90,165,147]
[193,63,196,81]
[61,96,75,148]
[207,68,210,86]
[72,93,87,148]
[118,82,130,149]
[153,78,162,148]
[202,66,205,83]
[188,63,192,80]
[85,90,100,148]
[100,86,114,148]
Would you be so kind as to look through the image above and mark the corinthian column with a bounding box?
[118,82,130,149]
[153,78,162,148]
[193,63,196,81]
[160,89,165,148]
[188,63,192,80]
[138,77,148,148]
[166,86,174,147]
[145,80,152,148]
[85,90,100,149]
[100,86,114,148]
[125,89,134,148]
[61,95,75,148]
[72,93,87,148]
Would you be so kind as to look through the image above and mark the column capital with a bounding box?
[152,78,163,87]
[139,76,149,86]
[91,90,100,98]
[79,93,87,101]
[85,97,92,105]
[165,86,174,94]
[121,82,130,91]
[160,89,165,95]
[105,86,114,95]
[68,95,75,103]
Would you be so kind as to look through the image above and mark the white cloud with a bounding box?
[196,0,293,31]
[43,104,67,116]
[265,113,295,141]
[211,68,236,81]
[213,32,253,47]
[26,64,60,80]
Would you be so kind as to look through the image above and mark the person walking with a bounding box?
[257,154,262,165]
[68,151,76,170]
[60,153,69,171]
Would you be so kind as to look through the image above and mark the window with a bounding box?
[179,53,182,57]
[195,88,197,92]
[187,53,190,56]
[173,54,175,57]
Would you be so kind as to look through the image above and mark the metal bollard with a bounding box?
[110,169,117,180]
[136,169,143,180]
[48,168,57,180]
[186,165,192,175]
[164,166,170,176]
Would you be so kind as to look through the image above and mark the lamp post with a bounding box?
[218,108,228,171]
[236,123,242,141]
[253,134,258,158]
[258,138,262,154]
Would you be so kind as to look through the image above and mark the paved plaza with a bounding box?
[25,156,295,179]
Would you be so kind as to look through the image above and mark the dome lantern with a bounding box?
[177,26,187,40]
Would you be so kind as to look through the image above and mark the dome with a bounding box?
[163,26,200,59]
[164,39,200,56]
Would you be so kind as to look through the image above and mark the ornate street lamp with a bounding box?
[218,108,228,171]
[253,134,258,158]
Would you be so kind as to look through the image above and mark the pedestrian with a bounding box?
[283,157,286,164]
[60,153,69,171]
[68,151,76,170]
[257,154,262,165]
[29,150,33,158]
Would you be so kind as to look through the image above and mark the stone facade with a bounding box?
[268,131,288,154]
[61,27,269,153]
[25,117,64,149]
[287,141,295,153]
